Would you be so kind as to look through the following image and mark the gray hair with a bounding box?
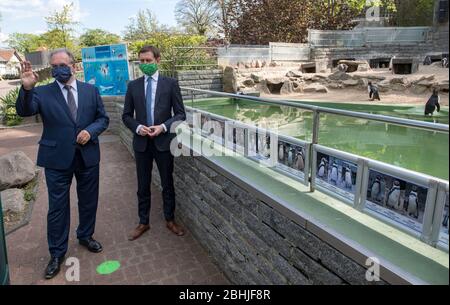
[49,48,76,64]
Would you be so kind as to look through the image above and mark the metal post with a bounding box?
[0,196,10,285]
[310,109,320,192]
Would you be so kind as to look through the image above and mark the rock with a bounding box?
[377,80,390,92]
[416,80,435,87]
[269,62,277,67]
[304,84,328,93]
[292,81,303,93]
[411,85,429,94]
[0,151,36,191]
[1,188,26,213]
[280,81,294,95]
[250,73,262,83]
[353,74,386,81]
[243,78,255,87]
[239,89,261,97]
[266,77,286,85]
[245,63,251,69]
[327,82,342,89]
[258,80,271,94]
[342,79,359,86]
[286,70,302,78]
[328,71,352,81]
[437,80,449,92]
[357,63,371,72]
[312,75,327,82]
[390,77,409,85]
[223,66,238,94]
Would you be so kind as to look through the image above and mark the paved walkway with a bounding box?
[1,125,229,285]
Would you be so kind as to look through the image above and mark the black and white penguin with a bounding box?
[318,157,327,178]
[386,180,401,210]
[330,162,339,185]
[371,176,382,202]
[288,147,294,167]
[344,166,352,189]
[278,144,285,162]
[406,186,419,219]
[295,150,305,171]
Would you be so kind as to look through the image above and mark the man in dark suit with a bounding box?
[122,45,186,241]
[16,49,109,279]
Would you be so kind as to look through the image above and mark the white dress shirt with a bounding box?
[136,71,167,135]
[57,80,79,107]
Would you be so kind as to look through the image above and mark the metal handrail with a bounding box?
[181,87,449,133]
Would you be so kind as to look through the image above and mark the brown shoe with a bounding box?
[166,221,185,236]
[128,224,150,241]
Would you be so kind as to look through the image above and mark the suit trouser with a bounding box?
[135,140,175,225]
[45,149,99,258]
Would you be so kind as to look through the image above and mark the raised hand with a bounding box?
[20,60,39,90]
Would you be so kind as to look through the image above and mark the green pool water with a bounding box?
[189,98,449,181]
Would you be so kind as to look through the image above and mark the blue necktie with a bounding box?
[146,77,153,126]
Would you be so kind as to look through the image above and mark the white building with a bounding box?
[0,49,22,79]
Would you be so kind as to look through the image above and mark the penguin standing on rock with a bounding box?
[386,180,402,210]
[330,162,339,185]
[406,186,419,219]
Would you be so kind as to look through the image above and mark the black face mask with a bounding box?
[52,65,73,83]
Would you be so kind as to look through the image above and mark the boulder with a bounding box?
[342,79,359,87]
[239,89,261,97]
[258,80,271,94]
[328,82,342,89]
[0,151,36,191]
[266,77,286,85]
[416,80,435,88]
[223,66,238,94]
[292,81,303,93]
[243,78,255,87]
[328,71,352,81]
[280,81,294,95]
[250,73,262,83]
[1,188,26,213]
[286,70,302,78]
[436,80,449,92]
[304,84,328,93]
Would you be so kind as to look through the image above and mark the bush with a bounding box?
[0,87,21,126]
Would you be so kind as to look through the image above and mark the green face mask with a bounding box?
[139,63,158,76]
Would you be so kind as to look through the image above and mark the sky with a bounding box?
[0,0,179,47]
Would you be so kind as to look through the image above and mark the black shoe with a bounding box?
[45,256,65,280]
[79,237,103,253]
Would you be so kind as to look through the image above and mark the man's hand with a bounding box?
[77,130,91,146]
[138,126,152,136]
[20,61,39,90]
[148,125,164,138]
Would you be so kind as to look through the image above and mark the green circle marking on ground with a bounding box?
[96,261,121,275]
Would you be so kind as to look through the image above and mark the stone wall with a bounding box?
[102,96,125,134]
[150,154,386,285]
[311,45,433,69]
[177,70,223,100]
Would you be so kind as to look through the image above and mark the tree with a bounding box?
[79,29,121,47]
[393,0,434,26]
[44,2,79,47]
[123,9,162,41]
[175,0,218,36]
[7,33,45,54]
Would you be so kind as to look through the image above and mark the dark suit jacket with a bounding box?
[16,81,110,170]
[122,75,186,152]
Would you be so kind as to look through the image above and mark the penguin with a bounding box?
[330,162,339,185]
[263,137,270,158]
[442,207,449,229]
[406,186,419,219]
[344,166,353,189]
[370,176,382,202]
[317,157,327,178]
[278,144,285,162]
[295,150,305,171]
[287,147,294,167]
[386,180,401,210]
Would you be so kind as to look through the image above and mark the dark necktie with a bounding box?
[64,85,78,121]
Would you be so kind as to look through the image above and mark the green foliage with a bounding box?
[23,178,38,202]
[129,33,209,73]
[45,2,79,47]
[7,33,45,54]
[0,79,53,126]
[123,9,164,41]
[0,87,22,126]
[79,29,121,47]
[393,0,435,26]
